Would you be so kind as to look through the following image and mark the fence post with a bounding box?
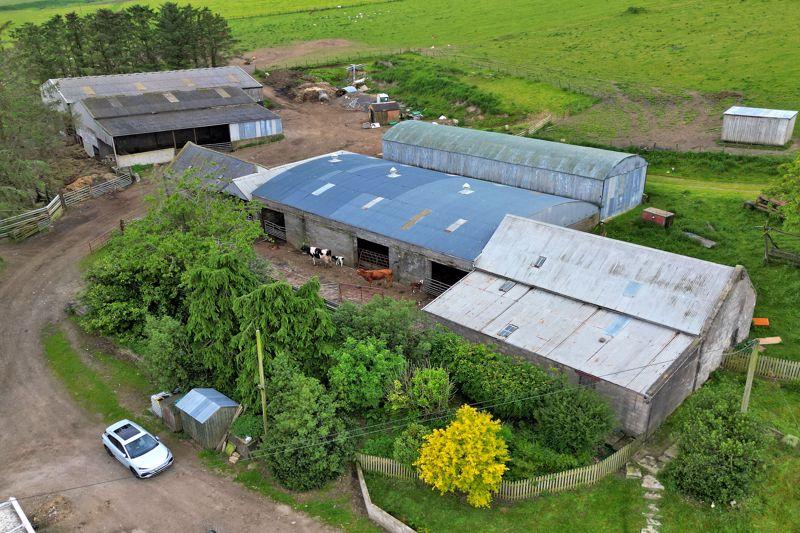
[119,219,125,234]
[58,191,66,210]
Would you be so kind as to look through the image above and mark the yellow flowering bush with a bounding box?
[414,405,509,508]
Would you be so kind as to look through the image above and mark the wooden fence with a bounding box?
[357,436,644,502]
[0,172,135,240]
[721,350,800,382]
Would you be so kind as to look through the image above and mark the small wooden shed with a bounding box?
[369,102,401,125]
[175,388,239,449]
[722,106,797,146]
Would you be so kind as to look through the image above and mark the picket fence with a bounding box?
[721,350,800,382]
[356,436,644,502]
[0,172,135,240]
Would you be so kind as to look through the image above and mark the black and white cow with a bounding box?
[301,245,333,266]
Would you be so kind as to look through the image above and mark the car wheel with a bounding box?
[104,445,113,456]
[130,467,141,479]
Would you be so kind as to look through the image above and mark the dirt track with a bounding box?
[0,186,333,532]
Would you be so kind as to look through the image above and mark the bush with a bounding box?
[504,426,582,480]
[361,433,396,457]
[387,366,453,416]
[663,382,768,504]
[535,385,615,456]
[230,413,263,440]
[392,423,431,465]
[263,355,351,491]
[328,337,406,412]
[332,296,427,354]
[416,405,509,508]
[140,314,201,391]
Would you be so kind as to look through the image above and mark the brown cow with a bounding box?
[356,268,393,287]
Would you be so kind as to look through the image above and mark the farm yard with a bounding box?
[1,1,800,532]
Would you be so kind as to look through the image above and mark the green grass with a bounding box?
[365,474,646,532]
[464,75,597,118]
[200,451,380,533]
[41,325,139,423]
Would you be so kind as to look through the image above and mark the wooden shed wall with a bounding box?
[721,115,796,146]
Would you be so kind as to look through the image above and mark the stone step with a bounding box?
[642,475,665,491]
[644,492,662,501]
[627,463,643,479]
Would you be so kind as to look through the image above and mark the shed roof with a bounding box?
[169,143,269,200]
[474,215,736,336]
[46,66,262,105]
[82,86,254,119]
[175,388,238,423]
[423,270,696,394]
[370,102,401,111]
[383,121,644,180]
[94,103,279,137]
[724,106,798,119]
[251,152,599,262]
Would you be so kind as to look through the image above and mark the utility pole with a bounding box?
[741,341,760,413]
[256,329,268,438]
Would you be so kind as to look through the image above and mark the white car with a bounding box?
[102,420,173,478]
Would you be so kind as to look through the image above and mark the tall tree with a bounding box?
[196,8,237,67]
[126,5,159,72]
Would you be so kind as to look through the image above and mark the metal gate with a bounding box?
[424,278,451,297]
[358,248,390,269]
[262,220,286,241]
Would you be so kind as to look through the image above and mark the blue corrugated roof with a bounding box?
[252,153,598,261]
[175,388,238,423]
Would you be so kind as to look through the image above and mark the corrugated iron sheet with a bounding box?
[175,388,238,424]
[724,106,798,119]
[474,215,735,336]
[423,270,695,394]
[83,86,254,119]
[47,66,262,104]
[168,142,266,199]
[251,152,599,262]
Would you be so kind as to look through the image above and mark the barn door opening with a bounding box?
[261,208,286,241]
[426,261,468,296]
[357,238,390,269]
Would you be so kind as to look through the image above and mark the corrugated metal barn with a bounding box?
[424,215,756,434]
[73,87,281,167]
[382,121,647,220]
[249,152,599,293]
[41,66,263,113]
[169,142,270,200]
[722,106,797,146]
[175,388,239,449]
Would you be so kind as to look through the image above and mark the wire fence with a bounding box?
[357,434,645,502]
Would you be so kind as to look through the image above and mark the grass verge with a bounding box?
[199,451,380,533]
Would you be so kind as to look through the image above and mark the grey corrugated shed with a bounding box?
[83,86,254,119]
[95,103,279,137]
[474,215,736,336]
[169,143,268,200]
[46,66,261,105]
[175,388,238,423]
[383,121,642,181]
[724,106,797,119]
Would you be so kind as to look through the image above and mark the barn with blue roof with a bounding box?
[251,151,599,293]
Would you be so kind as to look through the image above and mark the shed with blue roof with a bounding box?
[251,151,599,293]
[175,388,240,449]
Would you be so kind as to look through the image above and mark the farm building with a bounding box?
[369,102,401,125]
[722,106,797,146]
[169,142,270,200]
[424,215,756,434]
[72,87,282,167]
[249,152,599,293]
[175,388,240,449]
[41,66,263,113]
[382,121,647,220]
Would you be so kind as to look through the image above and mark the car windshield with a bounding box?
[125,434,159,459]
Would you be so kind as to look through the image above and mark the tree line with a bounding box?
[11,3,237,82]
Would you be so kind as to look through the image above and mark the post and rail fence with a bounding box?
[0,170,136,241]
[356,435,645,502]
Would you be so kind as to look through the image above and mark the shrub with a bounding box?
[392,423,431,465]
[663,382,768,504]
[535,385,615,456]
[328,337,406,412]
[140,314,201,391]
[332,296,427,354]
[230,413,263,440]
[504,425,582,480]
[361,433,396,457]
[387,366,453,416]
[416,405,509,508]
[263,355,351,491]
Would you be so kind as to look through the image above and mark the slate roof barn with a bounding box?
[423,215,756,434]
[722,106,797,146]
[175,388,240,449]
[382,121,648,220]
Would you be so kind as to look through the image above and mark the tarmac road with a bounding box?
[0,184,333,532]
